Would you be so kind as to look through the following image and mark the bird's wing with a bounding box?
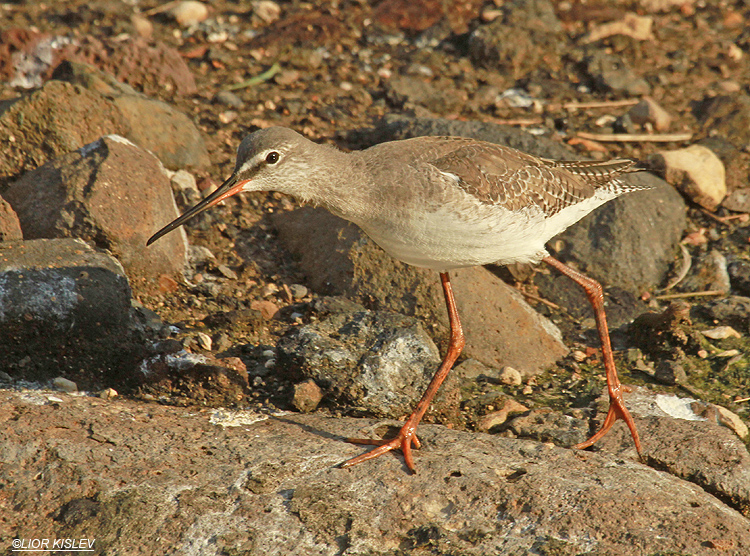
[427,141,638,216]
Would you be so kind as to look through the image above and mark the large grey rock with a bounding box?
[0,238,138,387]
[4,135,187,282]
[1,389,748,555]
[277,302,459,421]
[272,207,568,375]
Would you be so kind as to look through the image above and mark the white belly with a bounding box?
[357,189,617,271]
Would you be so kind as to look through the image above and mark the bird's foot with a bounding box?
[340,421,421,473]
[575,389,642,456]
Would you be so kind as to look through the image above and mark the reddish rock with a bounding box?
[4,135,187,283]
[0,196,22,241]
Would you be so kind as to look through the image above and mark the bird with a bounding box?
[148,126,647,472]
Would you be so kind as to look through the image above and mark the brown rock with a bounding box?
[0,80,128,187]
[648,145,726,211]
[272,207,568,375]
[4,135,187,283]
[292,378,324,413]
[0,196,22,241]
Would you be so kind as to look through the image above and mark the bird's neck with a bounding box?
[300,149,375,223]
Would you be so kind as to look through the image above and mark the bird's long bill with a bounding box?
[146,173,248,246]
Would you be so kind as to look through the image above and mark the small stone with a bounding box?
[131,14,153,39]
[714,405,749,440]
[0,371,12,382]
[292,379,323,413]
[289,284,308,299]
[701,326,741,340]
[261,283,279,297]
[628,96,672,131]
[252,0,281,24]
[477,399,528,432]
[499,366,523,386]
[99,388,118,400]
[654,360,687,385]
[648,145,726,210]
[214,90,244,108]
[572,350,587,362]
[169,1,209,27]
[196,332,213,351]
[250,300,279,320]
[214,332,232,352]
[189,245,216,266]
[53,377,78,393]
[722,188,750,213]
[217,264,238,280]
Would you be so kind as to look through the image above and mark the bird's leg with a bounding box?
[543,256,642,455]
[341,272,466,472]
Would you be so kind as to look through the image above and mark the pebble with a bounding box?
[188,245,216,266]
[99,388,118,400]
[499,366,523,386]
[252,0,281,24]
[217,264,238,280]
[476,399,528,432]
[289,283,308,299]
[701,325,741,339]
[628,96,672,131]
[53,377,78,393]
[292,378,323,413]
[214,90,244,108]
[648,145,726,210]
[655,360,687,386]
[714,405,749,440]
[196,332,213,351]
[169,1,209,27]
[261,283,279,297]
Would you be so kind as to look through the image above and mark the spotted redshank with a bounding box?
[148,126,647,471]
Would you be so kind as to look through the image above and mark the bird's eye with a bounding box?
[266,151,280,164]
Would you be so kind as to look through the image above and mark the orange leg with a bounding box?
[340,272,466,472]
[544,256,642,455]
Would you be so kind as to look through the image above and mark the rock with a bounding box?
[468,0,563,76]
[252,0,282,25]
[499,366,523,386]
[654,360,688,385]
[507,408,590,448]
[648,145,726,210]
[130,14,153,39]
[53,377,78,393]
[289,284,308,299]
[3,390,749,554]
[4,135,188,283]
[476,398,528,432]
[272,207,568,375]
[373,0,483,34]
[214,90,244,108]
[385,76,465,114]
[584,50,650,95]
[592,388,750,518]
[701,325,741,339]
[697,296,750,331]
[627,96,672,131]
[169,1,209,27]
[276,306,461,422]
[582,12,654,43]
[680,249,730,293]
[723,188,750,212]
[0,80,129,187]
[139,351,249,406]
[729,260,750,296]
[714,404,749,440]
[99,387,118,400]
[0,196,22,241]
[292,378,324,413]
[0,238,138,388]
[51,61,209,169]
[62,36,198,97]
